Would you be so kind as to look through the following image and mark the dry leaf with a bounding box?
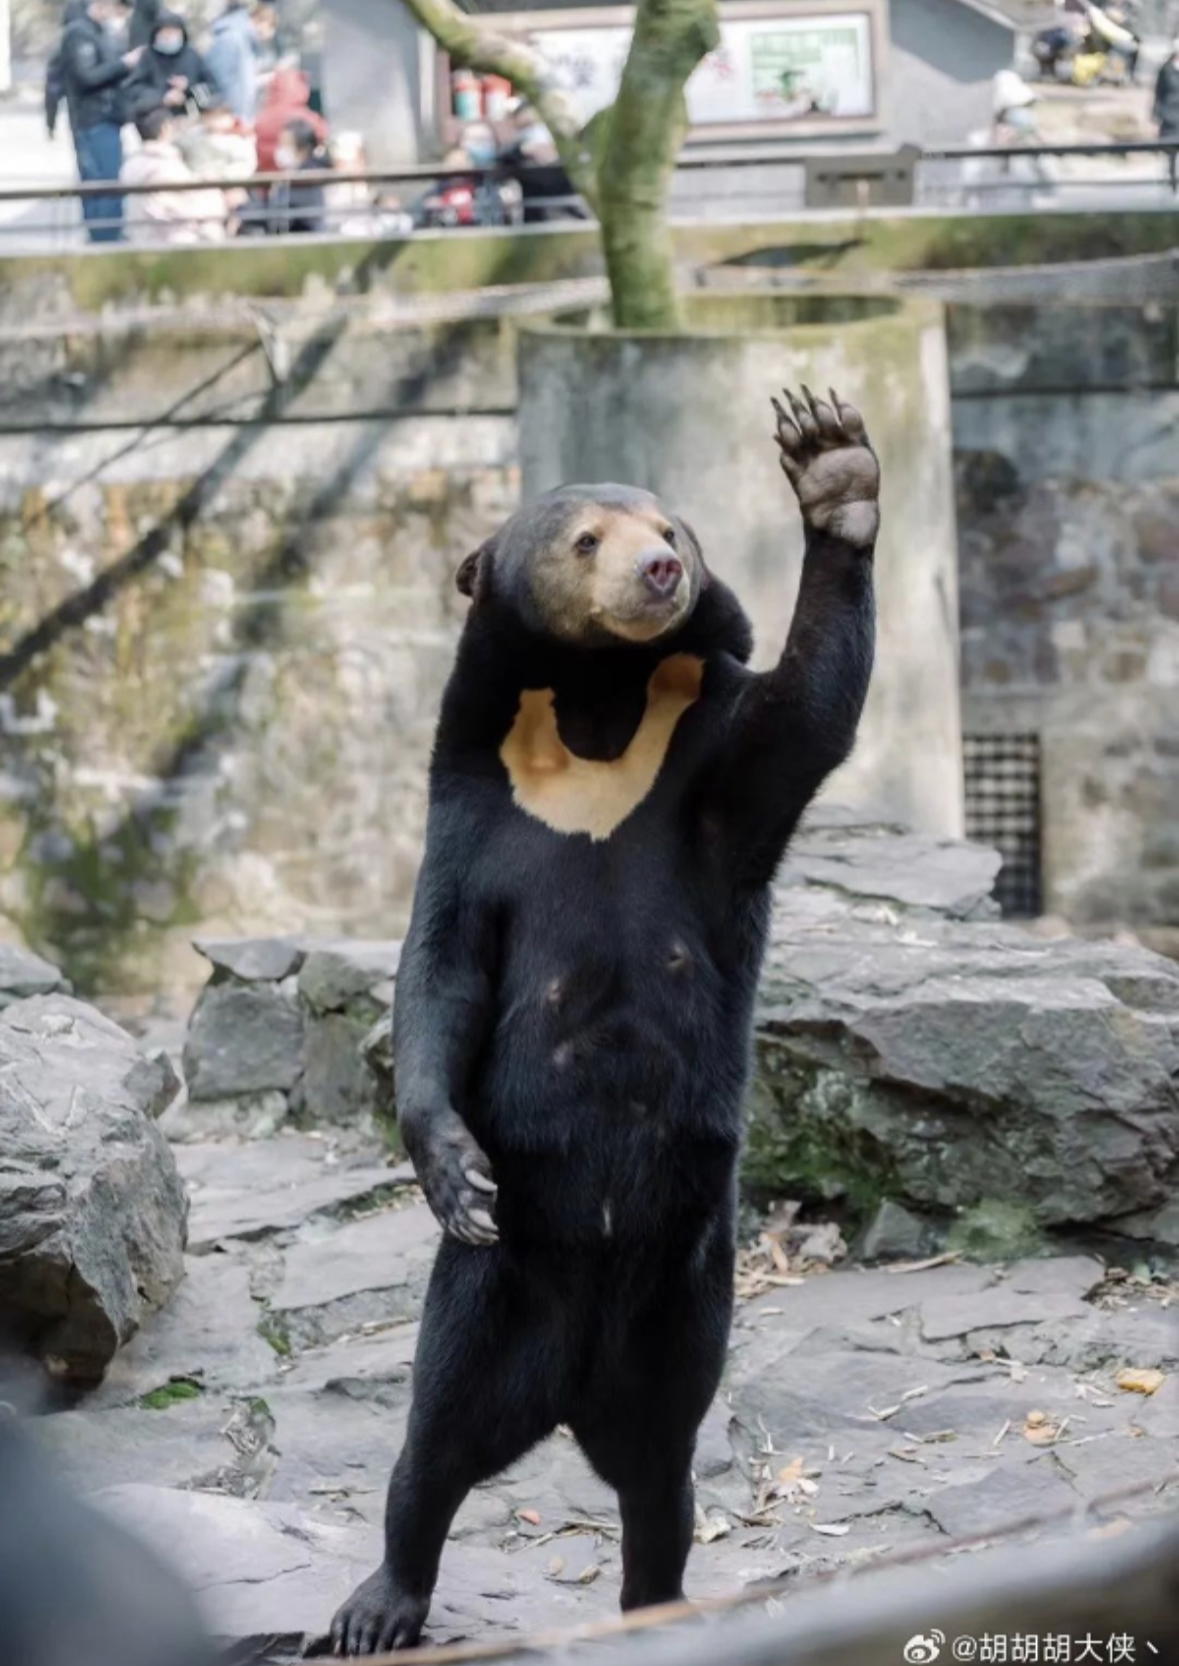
[577,1564,600,1585]
[810,1522,850,1537]
[516,1508,542,1526]
[1115,1367,1165,1396]
[777,1457,806,1485]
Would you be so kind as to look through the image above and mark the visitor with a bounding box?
[120,105,230,243]
[254,60,328,173]
[1154,39,1179,190]
[176,100,256,180]
[251,4,280,86]
[497,101,586,222]
[125,10,219,124]
[991,68,1039,141]
[272,117,328,234]
[60,0,144,242]
[44,0,87,139]
[205,0,266,124]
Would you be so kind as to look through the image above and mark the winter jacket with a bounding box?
[274,156,327,235]
[121,138,228,243]
[45,0,87,136]
[61,10,132,132]
[1155,59,1179,136]
[254,67,329,173]
[205,5,258,123]
[125,11,219,121]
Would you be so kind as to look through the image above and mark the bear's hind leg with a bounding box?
[330,1239,567,1655]
[571,1229,734,1614]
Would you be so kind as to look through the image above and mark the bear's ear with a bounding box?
[456,537,495,601]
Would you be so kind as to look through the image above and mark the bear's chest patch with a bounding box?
[499,653,703,840]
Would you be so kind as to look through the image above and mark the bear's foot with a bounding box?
[327,1567,428,1656]
[773,385,880,549]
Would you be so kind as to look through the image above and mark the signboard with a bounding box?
[499,2,883,140]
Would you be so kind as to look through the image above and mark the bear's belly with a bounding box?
[466,948,752,1244]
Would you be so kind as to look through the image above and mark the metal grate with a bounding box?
[964,733,1043,918]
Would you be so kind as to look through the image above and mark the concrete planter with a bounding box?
[518,292,962,838]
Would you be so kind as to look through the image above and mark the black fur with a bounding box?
[331,419,877,1656]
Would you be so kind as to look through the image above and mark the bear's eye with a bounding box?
[574,531,599,556]
[661,526,677,547]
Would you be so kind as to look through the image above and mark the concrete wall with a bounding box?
[518,293,965,841]
[889,0,1014,148]
[949,301,1179,943]
[320,0,433,167]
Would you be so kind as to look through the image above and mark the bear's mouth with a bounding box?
[593,583,690,643]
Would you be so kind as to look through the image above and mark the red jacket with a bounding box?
[255,67,329,173]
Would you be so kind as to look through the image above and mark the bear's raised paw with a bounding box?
[772,385,880,549]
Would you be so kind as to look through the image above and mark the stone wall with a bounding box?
[0,306,517,992]
[950,300,1179,942]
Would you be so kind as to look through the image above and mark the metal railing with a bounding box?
[0,139,1176,252]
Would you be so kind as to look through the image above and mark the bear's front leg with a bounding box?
[703,385,879,886]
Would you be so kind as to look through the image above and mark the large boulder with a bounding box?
[750,816,1179,1247]
[0,994,187,1383]
[0,943,69,1010]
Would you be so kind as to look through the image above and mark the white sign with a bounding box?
[522,9,876,131]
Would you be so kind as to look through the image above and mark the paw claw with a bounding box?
[772,384,879,545]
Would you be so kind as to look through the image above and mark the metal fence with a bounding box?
[1,139,1177,254]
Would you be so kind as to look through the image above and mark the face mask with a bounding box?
[274,145,297,170]
[156,33,184,55]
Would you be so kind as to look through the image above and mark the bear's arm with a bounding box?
[391,850,501,1245]
[700,389,878,887]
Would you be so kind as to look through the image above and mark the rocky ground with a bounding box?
[5,812,1177,1663]
[29,1124,1178,1662]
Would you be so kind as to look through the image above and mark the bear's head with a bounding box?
[457,484,707,647]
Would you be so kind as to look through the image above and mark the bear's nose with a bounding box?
[637,550,683,599]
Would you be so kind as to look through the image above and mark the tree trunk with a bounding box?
[596,0,719,329]
[399,0,599,210]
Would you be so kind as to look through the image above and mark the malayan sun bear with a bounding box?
[331,387,880,1654]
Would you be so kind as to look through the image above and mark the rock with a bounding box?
[194,936,304,983]
[293,1011,389,1128]
[751,913,1179,1243]
[297,941,401,1014]
[181,936,398,1133]
[0,995,187,1383]
[267,1202,438,1348]
[173,1136,411,1251]
[781,806,1002,921]
[182,983,304,1101]
[91,1252,281,1407]
[858,1200,934,1262]
[159,1088,290,1143]
[0,942,69,1008]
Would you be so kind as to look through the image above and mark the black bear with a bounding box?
[330,387,879,1655]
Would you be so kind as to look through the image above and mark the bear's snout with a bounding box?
[637,550,684,600]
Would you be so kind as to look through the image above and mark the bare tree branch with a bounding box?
[401,0,599,210]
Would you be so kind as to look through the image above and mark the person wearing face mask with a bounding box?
[254,60,328,173]
[272,117,328,233]
[125,10,219,123]
[61,0,145,241]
